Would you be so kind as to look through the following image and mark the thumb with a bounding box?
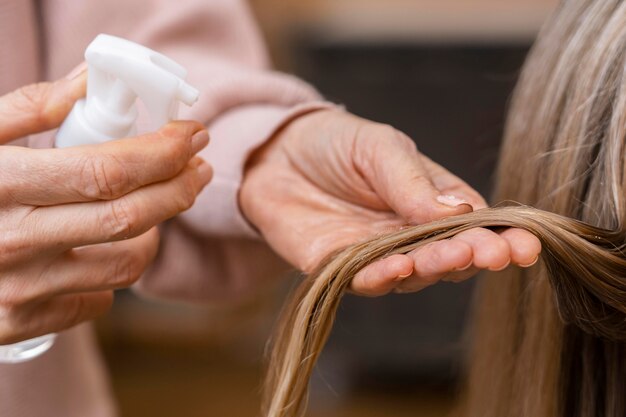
[0,63,87,144]
[362,127,473,224]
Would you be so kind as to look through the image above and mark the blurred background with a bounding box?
[96,1,558,416]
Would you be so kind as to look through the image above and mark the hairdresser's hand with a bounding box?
[240,109,541,296]
[0,73,212,343]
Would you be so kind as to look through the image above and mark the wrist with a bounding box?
[238,106,339,230]
[245,108,336,170]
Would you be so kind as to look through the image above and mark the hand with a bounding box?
[240,109,540,296]
[0,70,212,344]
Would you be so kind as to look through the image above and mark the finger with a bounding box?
[0,229,159,307]
[17,158,211,258]
[0,67,87,144]
[420,155,488,209]
[350,254,413,296]
[394,239,473,293]
[0,290,113,345]
[441,266,481,283]
[498,228,541,266]
[423,228,539,285]
[54,227,160,294]
[1,121,208,206]
[359,126,473,224]
[452,228,511,271]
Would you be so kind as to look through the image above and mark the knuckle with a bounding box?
[159,120,198,137]
[477,242,509,267]
[157,121,186,138]
[421,245,447,284]
[0,302,35,344]
[157,124,192,152]
[375,124,416,149]
[164,146,189,177]
[374,123,399,138]
[110,251,146,287]
[392,131,417,151]
[64,293,114,328]
[165,132,192,160]
[362,123,396,146]
[95,292,115,315]
[489,237,511,256]
[372,123,402,140]
[0,315,21,345]
[78,155,131,200]
[153,129,190,173]
[0,266,52,309]
[0,153,13,200]
[0,231,30,268]
[63,296,88,327]
[420,273,441,286]
[0,280,29,309]
[145,228,161,252]
[175,174,198,212]
[101,198,139,240]
[13,83,51,126]
[512,234,541,260]
[360,123,416,158]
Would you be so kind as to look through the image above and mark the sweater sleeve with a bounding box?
[39,0,335,301]
[135,102,335,303]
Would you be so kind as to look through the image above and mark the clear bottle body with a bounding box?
[0,334,57,363]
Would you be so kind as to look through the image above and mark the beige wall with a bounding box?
[249,0,560,37]
[249,0,559,67]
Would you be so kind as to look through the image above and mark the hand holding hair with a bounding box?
[240,109,541,296]
[262,205,626,417]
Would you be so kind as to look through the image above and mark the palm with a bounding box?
[241,110,541,296]
[256,163,405,271]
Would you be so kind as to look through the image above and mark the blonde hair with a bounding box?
[262,1,626,416]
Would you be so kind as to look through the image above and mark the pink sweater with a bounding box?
[0,1,328,415]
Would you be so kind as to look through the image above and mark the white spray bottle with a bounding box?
[0,34,199,363]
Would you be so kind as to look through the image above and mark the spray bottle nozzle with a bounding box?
[56,34,200,148]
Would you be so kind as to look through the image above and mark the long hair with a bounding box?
[261,1,626,416]
[464,1,626,416]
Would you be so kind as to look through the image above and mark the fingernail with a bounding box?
[191,130,209,154]
[437,195,471,208]
[196,160,212,185]
[456,259,473,271]
[489,260,511,272]
[395,272,413,281]
[519,256,539,268]
[65,62,88,80]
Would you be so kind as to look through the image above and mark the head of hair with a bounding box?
[262,1,626,416]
